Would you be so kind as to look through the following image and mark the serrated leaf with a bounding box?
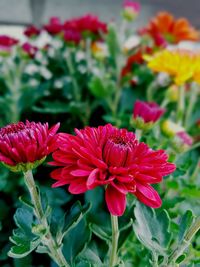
[8,238,41,258]
[133,202,171,256]
[8,207,41,259]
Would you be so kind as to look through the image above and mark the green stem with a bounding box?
[168,216,200,265]
[135,129,142,141]
[109,215,119,267]
[23,170,69,267]
[177,85,185,126]
[65,49,81,102]
[189,158,200,183]
[152,251,159,267]
[147,81,157,102]
[184,82,198,129]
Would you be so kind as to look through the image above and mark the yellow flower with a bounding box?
[144,49,200,85]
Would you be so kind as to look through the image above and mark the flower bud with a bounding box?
[122,0,141,21]
[132,100,165,131]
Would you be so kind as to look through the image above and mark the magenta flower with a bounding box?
[123,0,141,13]
[49,124,175,216]
[24,25,41,38]
[133,100,165,130]
[0,35,18,47]
[64,29,81,44]
[44,17,63,35]
[0,121,60,172]
[22,42,38,58]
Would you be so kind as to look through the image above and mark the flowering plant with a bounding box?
[0,3,200,267]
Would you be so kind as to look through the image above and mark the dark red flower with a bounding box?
[0,121,60,172]
[63,14,107,39]
[133,100,165,123]
[44,17,63,35]
[0,35,18,51]
[24,25,41,38]
[22,42,38,58]
[121,47,153,82]
[50,124,175,216]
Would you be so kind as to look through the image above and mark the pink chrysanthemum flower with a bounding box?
[50,124,175,216]
[133,100,165,131]
[0,121,60,172]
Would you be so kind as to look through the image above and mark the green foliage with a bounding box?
[133,202,171,260]
[8,207,41,258]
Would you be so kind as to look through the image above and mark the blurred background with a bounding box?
[0,0,200,40]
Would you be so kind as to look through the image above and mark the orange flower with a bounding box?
[144,12,199,46]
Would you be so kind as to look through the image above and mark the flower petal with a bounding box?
[134,182,162,208]
[105,185,126,216]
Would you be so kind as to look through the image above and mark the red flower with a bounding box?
[0,35,18,52]
[133,100,165,123]
[22,42,38,58]
[141,12,199,47]
[24,25,41,38]
[121,47,153,86]
[64,29,81,44]
[0,121,60,172]
[50,124,175,216]
[44,17,63,35]
[63,14,107,39]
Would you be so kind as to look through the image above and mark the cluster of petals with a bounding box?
[145,49,200,85]
[41,14,107,43]
[63,14,107,38]
[24,25,41,38]
[141,12,199,46]
[133,100,165,123]
[0,121,60,168]
[21,42,38,58]
[50,124,176,216]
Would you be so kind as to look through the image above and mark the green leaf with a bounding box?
[78,247,103,266]
[8,207,41,258]
[106,24,120,60]
[56,201,91,245]
[89,223,111,242]
[133,202,171,256]
[178,210,194,243]
[8,238,41,258]
[33,100,69,114]
[88,76,114,98]
[176,254,186,264]
[62,219,91,265]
